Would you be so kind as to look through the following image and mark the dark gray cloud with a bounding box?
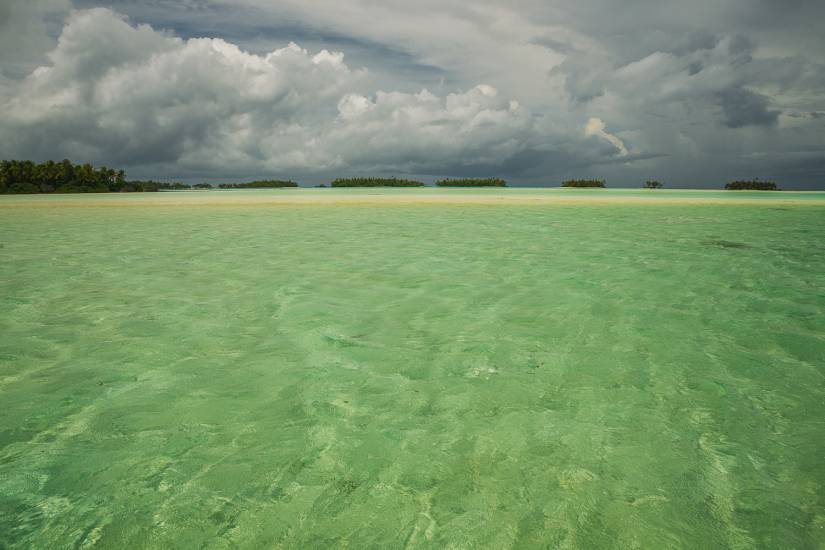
[1,0,824,188]
[716,88,778,128]
[0,0,71,78]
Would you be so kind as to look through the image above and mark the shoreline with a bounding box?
[2,189,825,208]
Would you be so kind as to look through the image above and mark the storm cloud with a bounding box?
[1,0,823,187]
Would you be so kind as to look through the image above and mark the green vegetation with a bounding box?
[0,160,307,194]
[120,180,192,192]
[562,179,606,188]
[155,182,191,190]
[218,180,298,189]
[435,178,507,187]
[725,180,778,190]
[644,180,664,189]
[1,159,128,194]
[0,160,199,193]
[330,177,425,187]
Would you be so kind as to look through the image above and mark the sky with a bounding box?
[1,0,824,187]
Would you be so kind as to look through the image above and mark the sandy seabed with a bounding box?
[2,187,825,208]
[1,189,824,548]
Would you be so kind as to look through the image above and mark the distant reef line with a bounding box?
[1,159,783,194]
[330,177,507,187]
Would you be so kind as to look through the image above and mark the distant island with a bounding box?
[0,159,298,194]
[0,159,791,194]
[1,159,131,194]
[725,180,778,190]
[218,180,298,189]
[330,178,425,187]
[562,179,606,188]
[435,178,507,187]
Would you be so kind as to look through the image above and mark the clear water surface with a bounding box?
[1,189,824,548]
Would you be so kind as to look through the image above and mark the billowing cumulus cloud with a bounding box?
[1,0,824,186]
[327,87,536,171]
[0,8,567,180]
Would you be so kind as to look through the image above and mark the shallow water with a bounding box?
[1,190,824,548]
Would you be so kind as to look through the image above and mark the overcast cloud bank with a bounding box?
[1,0,823,187]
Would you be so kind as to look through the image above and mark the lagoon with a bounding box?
[1,189,824,548]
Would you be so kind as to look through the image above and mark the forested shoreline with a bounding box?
[0,160,300,194]
[435,178,507,187]
[1,159,132,194]
[562,179,606,188]
[1,159,786,193]
[218,181,298,188]
[330,178,425,187]
[725,180,778,190]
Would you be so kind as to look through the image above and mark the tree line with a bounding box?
[218,180,298,188]
[724,180,777,190]
[0,160,303,194]
[0,159,130,194]
[435,178,507,187]
[330,178,425,187]
[1,159,782,193]
[330,177,509,187]
[561,179,779,190]
[562,179,606,188]
[0,160,200,193]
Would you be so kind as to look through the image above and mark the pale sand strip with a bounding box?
[1,191,823,208]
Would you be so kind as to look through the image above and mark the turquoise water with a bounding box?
[1,190,824,548]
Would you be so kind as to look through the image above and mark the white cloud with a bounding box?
[584,117,627,156]
[0,8,579,177]
[323,85,535,171]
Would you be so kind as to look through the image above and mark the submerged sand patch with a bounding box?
[1,188,824,208]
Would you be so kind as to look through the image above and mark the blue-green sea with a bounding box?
[1,189,824,548]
